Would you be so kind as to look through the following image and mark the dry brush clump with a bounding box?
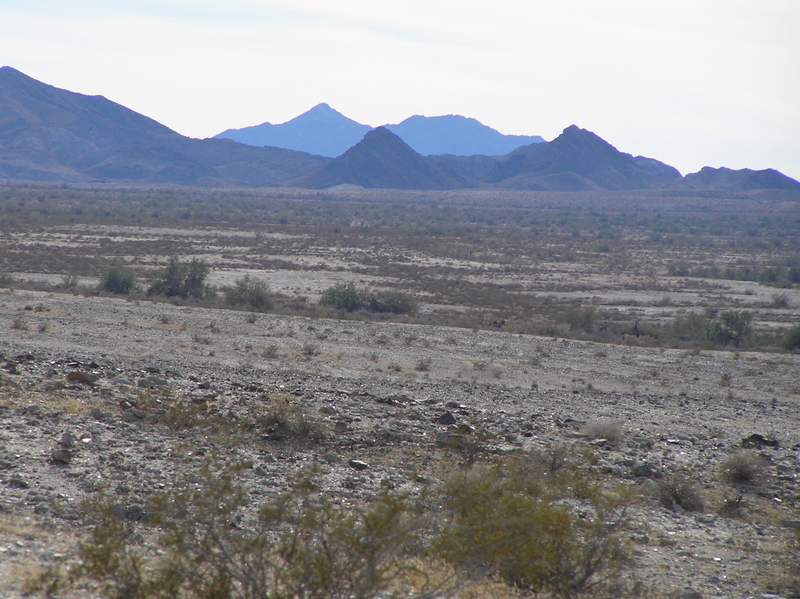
[654,476,705,513]
[40,451,635,599]
[719,452,769,485]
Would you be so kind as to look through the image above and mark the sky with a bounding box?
[1,0,799,180]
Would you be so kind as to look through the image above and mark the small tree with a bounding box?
[100,266,137,295]
[225,275,273,312]
[148,257,211,299]
[320,282,366,312]
[713,311,753,347]
[783,324,800,351]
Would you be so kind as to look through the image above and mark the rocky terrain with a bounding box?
[1,287,799,598]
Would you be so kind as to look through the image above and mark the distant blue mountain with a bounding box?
[386,115,544,156]
[216,106,544,157]
[216,103,371,158]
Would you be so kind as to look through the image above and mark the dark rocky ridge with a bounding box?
[0,66,328,186]
[284,127,472,190]
[677,166,800,191]
[486,125,683,191]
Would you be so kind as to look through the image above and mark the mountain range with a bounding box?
[1,66,798,192]
[216,103,545,158]
[0,67,326,186]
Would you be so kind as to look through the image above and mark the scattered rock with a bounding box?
[51,448,73,464]
[138,376,168,389]
[742,434,779,449]
[348,459,369,471]
[7,475,29,488]
[65,371,98,384]
[437,411,456,425]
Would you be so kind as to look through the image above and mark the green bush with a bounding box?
[321,283,418,315]
[783,324,800,351]
[435,456,631,597]
[224,275,273,312]
[100,266,137,295]
[320,282,367,312]
[559,306,597,332]
[0,272,13,287]
[367,290,419,315]
[712,311,753,347]
[148,257,212,299]
[663,310,753,348]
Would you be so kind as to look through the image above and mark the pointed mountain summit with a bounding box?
[216,103,371,157]
[0,66,327,185]
[678,166,800,191]
[386,115,544,156]
[487,125,681,191]
[284,126,470,190]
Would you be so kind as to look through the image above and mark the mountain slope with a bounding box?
[677,166,800,191]
[486,125,682,190]
[284,127,471,190]
[215,103,371,158]
[0,66,327,185]
[386,114,544,156]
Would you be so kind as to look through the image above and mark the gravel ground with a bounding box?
[1,288,799,598]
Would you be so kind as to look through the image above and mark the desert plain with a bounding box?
[0,184,799,598]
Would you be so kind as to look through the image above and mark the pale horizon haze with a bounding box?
[1,1,799,180]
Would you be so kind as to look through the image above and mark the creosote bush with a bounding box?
[100,265,138,295]
[436,454,632,597]
[224,275,273,312]
[58,453,633,599]
[784,324,800,351]
[70,462,447,599]
[320,282,418,315]
[321,281,365,312]
[148,256,212,299]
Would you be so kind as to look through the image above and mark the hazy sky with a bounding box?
[2,1,799,179]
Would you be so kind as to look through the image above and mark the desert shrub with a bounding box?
[559,306,597,332]
[367,290,419,315]
[321,283,419,315]
[72,462,443,599]
[224,275,273,312]
[148,257,212,299]
[654,476,704,512]
[711,311,753,347]
[435,456,631,597]
[253,392,326,441]
[320,282,366,312]
[100,265,137,295]
[0,272,13,287]
[663,310,753,348]
[719,452,767,485]
[61,273,80,288]
[783,324,800,351]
